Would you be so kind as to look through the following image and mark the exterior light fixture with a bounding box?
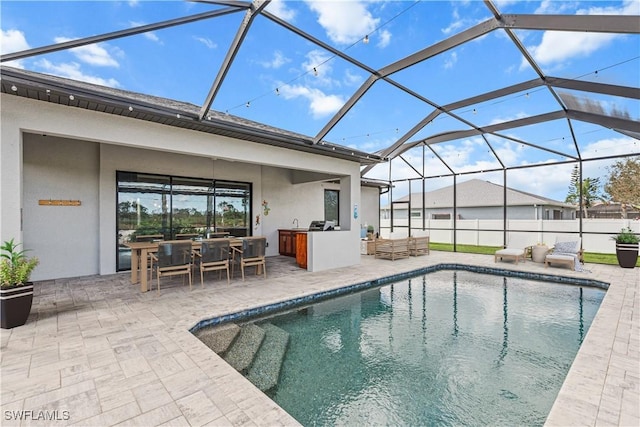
[246,101,250,107]
[472,108,477,114]
[128,106,133,112]
[10,85,17,92]
[69,95,75,100]
[313,67,318,76]
[363,35,369,44]
[176,113,181,119]
[275,88,280,95]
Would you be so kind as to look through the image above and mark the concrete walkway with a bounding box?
[1,251,638,426]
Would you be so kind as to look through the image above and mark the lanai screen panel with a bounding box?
[323,80,434,155]
[570,121,640,160]
[429,137,502,175]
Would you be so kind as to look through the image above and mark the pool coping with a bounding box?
[191,263,610,333]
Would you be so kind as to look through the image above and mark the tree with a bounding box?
[605,158,640,218]
[565,165,604,218]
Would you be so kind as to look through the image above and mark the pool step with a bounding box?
[193,322,291,392]
[193,323,241,355]
[223,323,266,374]
[246,323,290,392]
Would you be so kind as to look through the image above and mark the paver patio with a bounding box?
[1,251,638,426]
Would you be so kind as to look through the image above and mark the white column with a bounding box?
[0,109,23,243]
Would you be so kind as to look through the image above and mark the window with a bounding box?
[432,213,451,220]
[411,210,422,218]
[324,189,339,226]
[116,171,251,271]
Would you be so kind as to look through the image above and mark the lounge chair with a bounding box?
[494,235,533,264]
[544,238,583,271]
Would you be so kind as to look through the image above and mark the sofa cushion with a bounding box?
[553,241,578,254]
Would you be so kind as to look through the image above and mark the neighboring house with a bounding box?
[383,179,577,221]
[587,202,640,219]
[0,67,384,280]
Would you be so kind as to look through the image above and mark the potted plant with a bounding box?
[1,239,39,329]
[612,227,639,269]
[367,225,375,240]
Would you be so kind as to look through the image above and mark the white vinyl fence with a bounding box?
[379,219,640,254]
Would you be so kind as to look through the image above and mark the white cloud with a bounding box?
[35,59,120,87]
[488,112,529,126]
[441,18,465,36]
[527,31,617,67]
[278,83,344,118]
[0,28,30,68]
[377,29,391,48]
[302,49,335,87]
[0,28,30,54]
[55,37,121,67]
[266,0,296,21]
[306,0,380,45]
[444,52,457,69]
[194,36,217,50]
[522,0,637,70]
[343,68,363,86]
[258,50,289,69]
[533,0,574,14]
[581,137,639,159]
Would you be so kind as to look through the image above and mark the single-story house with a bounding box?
[383,179,576,221]
[1,67,384,281]
[587,202,640,219]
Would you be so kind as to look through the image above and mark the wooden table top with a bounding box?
[124,238,243,250]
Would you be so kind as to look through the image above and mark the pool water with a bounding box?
[259,271,604,426]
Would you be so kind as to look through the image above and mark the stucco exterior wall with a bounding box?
[360,186,380,235]
[23,135,100,280]
[1,94,365,280]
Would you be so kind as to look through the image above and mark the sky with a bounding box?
[1,0,639,202]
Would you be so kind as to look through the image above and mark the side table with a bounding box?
[532,245,549,263]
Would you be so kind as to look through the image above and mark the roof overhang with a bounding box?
[0,66,384,166]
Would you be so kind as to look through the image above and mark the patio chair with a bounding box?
[232,237,266,281]
[409,230,430,256]
[195,238,231,286]
[494,235,533,264]
[150,240,193,294]
[176,233,199,240]
[135,234,164,242]
[375,232,410,261]
[545,237,583,271]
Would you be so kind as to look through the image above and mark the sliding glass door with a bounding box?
[116,172,251,271]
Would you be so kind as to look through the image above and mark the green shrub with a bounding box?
[0,239,39,289]
[612,228,640,244]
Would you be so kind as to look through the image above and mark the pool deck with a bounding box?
[1,251,638,426]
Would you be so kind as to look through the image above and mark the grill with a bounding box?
[308,221,335,231]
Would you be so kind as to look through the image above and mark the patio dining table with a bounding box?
[125,239,243,292]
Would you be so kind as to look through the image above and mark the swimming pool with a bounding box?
[249,270,604,426]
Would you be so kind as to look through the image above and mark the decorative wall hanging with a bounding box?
[39,199,81,206]
[262,200,270,216]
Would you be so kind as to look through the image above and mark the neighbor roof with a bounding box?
[389,179,576,209]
